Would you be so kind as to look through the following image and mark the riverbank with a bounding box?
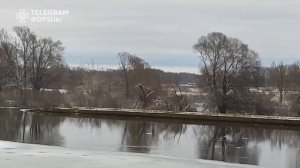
[0,140,259,168]
[30,107,300,126]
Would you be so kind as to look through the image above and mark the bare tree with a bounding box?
[0,29,13,89]
[194,32,260,113]
[77,61,102,106]
[170,76,190,111]
[1,26,64,92]
[118,52,131,98]
[0,29,23,90]
[29,37,64,91]
[128,55,150,70]
[286,62,300,89]
[134,83,154,109]
[272,62,286,104]
[14,26,34,92]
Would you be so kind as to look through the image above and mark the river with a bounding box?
[0,109,299,168]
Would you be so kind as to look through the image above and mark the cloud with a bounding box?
[1,0,300,72]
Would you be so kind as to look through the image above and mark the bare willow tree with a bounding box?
[193,32,260,113]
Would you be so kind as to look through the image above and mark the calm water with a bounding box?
[1,109,300,168]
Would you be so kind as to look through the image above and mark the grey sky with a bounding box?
[1,0,300,73]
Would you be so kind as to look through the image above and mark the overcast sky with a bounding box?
[1,0,300,73]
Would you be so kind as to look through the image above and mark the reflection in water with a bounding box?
[121,121,157,153]
[1,109,300,168]
[0,109,64,146]
[0,109,23,141]
[120,121,186,153]
[26,113,64,146]
[194,126,259,165]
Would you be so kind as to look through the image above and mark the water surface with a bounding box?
[0,109,300,168]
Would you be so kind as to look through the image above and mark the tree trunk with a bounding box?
[221,127,226,161]
[123,70,129,98]
[218,101,227,114]
[279,89,283,104]
[211,128,218,160]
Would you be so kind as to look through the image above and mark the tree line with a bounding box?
[1,26,300,116]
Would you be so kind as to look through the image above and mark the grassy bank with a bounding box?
[29,107,300,126]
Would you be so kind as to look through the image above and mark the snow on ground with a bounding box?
[40,88,68,94]
[0,141,260,168]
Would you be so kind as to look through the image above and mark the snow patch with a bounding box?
[0,141,261,168]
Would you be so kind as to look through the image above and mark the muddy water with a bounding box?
[0,109,299,168]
